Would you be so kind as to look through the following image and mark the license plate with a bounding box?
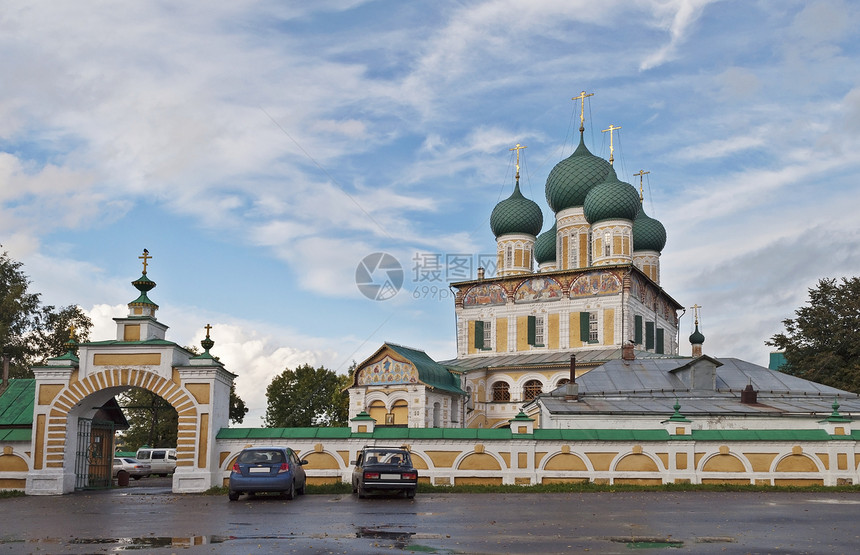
[249,467,270,473]
[381,473,401,480]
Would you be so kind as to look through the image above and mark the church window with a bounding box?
[523,379,543,401]
[505,245,513,268]
[474,320,492,350]
[557,378,570,388]
[634,315,643,344]
[491,382,510,402]
[527,315,545,347]
[589,312,598,343]
[645,321,655,350]
[579,312,590,342]
[656,328,664,354]
[569,236,578,269]
[604,231,611,256]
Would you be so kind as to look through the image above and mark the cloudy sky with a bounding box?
[3,0,859,425]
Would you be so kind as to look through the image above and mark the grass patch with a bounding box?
[415,482,860,494]
[0,490,26,499]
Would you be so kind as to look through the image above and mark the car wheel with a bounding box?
[132,475,142,481]
[228,490,240,501]
[406,489,415,499]
[296,480,305,495]
[357,484,366,499]
[284,480,295,500]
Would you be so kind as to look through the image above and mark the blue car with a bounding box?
[228,447,308,501]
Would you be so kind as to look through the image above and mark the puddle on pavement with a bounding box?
[356,526,416,549]
[0,535,305,550]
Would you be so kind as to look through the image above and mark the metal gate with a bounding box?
[74,418,115,489]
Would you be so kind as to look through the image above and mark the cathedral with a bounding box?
[349,95,683,428]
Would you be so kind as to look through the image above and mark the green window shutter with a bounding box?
[656,328,664,354]
[474,320,484,349]
[645,322,654,350]
[580,312,590,342]
[634,315,643,344]
[527,315,536,346]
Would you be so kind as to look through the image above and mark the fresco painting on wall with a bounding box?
[463,284,507,306]
[358,356,420,386]
[570,272,621,297]
[514,277,563,302]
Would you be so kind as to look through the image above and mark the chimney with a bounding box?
[477,267,485,280]
[740,383,758,404]
[564,354,579,401]
[622,340,635,361]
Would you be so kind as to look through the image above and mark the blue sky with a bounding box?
[3,0,860,425]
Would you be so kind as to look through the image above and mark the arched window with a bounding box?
[556,378,570,388]
[432,402,441,427]
[523,379,543,401]
[491,382,510,402]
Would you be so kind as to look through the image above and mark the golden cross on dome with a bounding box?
[601,124,622,165]
[68,323,76,339]
[139,249,151,274]
[509,143,527,180]
[204,324,212,338]
[633,169,650,201]
[572,90,594,133]
[691,304,702,325]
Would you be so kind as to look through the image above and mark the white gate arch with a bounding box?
[25,254,234,495]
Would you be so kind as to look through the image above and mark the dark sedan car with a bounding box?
[352,446,418,498]
[228,446,308,501]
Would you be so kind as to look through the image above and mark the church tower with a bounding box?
[490,144,543,277]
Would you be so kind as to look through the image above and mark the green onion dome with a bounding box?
[689,324,705,345]
[534,222,557,264]
[545,135,613,213]
[490,182,544,238]
[583,169,641,224]
[632,205,667,252]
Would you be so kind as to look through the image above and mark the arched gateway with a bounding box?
[25,253,234,495]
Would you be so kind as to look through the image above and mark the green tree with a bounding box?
[0,250,92,378]
[118,389,178,450]
[767,277,860,393]
[264,363,350,427]
[229,383,248,424]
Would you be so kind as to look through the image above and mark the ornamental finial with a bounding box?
[601,124,622,165]
[509,143,527,183]
[633,169,650,202]
[139,249,151,274]
[572,90,594,134]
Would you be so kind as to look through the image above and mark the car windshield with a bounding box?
[364,450,410,466]
[237,449,285,464]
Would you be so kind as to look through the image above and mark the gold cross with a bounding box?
[204,324,212,338]
[68,323,76,339]
[601,124,622,165]
[509,143,527,179]
[572,90,594,132]
[691,304,702,324]
[139,249,151,274]
[633,169,650,201]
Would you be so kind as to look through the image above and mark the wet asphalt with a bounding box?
[1,478,859,553]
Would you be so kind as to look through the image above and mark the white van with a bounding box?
[135,447,177,476]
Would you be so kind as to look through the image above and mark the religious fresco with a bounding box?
[358,355,420,386]
[514,277,563,303]
[569,271,622,297]
[463,283,507,306]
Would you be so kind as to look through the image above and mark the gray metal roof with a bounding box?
[537,356,860,417]
[441,348,679,372]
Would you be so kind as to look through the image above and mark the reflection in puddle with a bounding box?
[356,526,416,550]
